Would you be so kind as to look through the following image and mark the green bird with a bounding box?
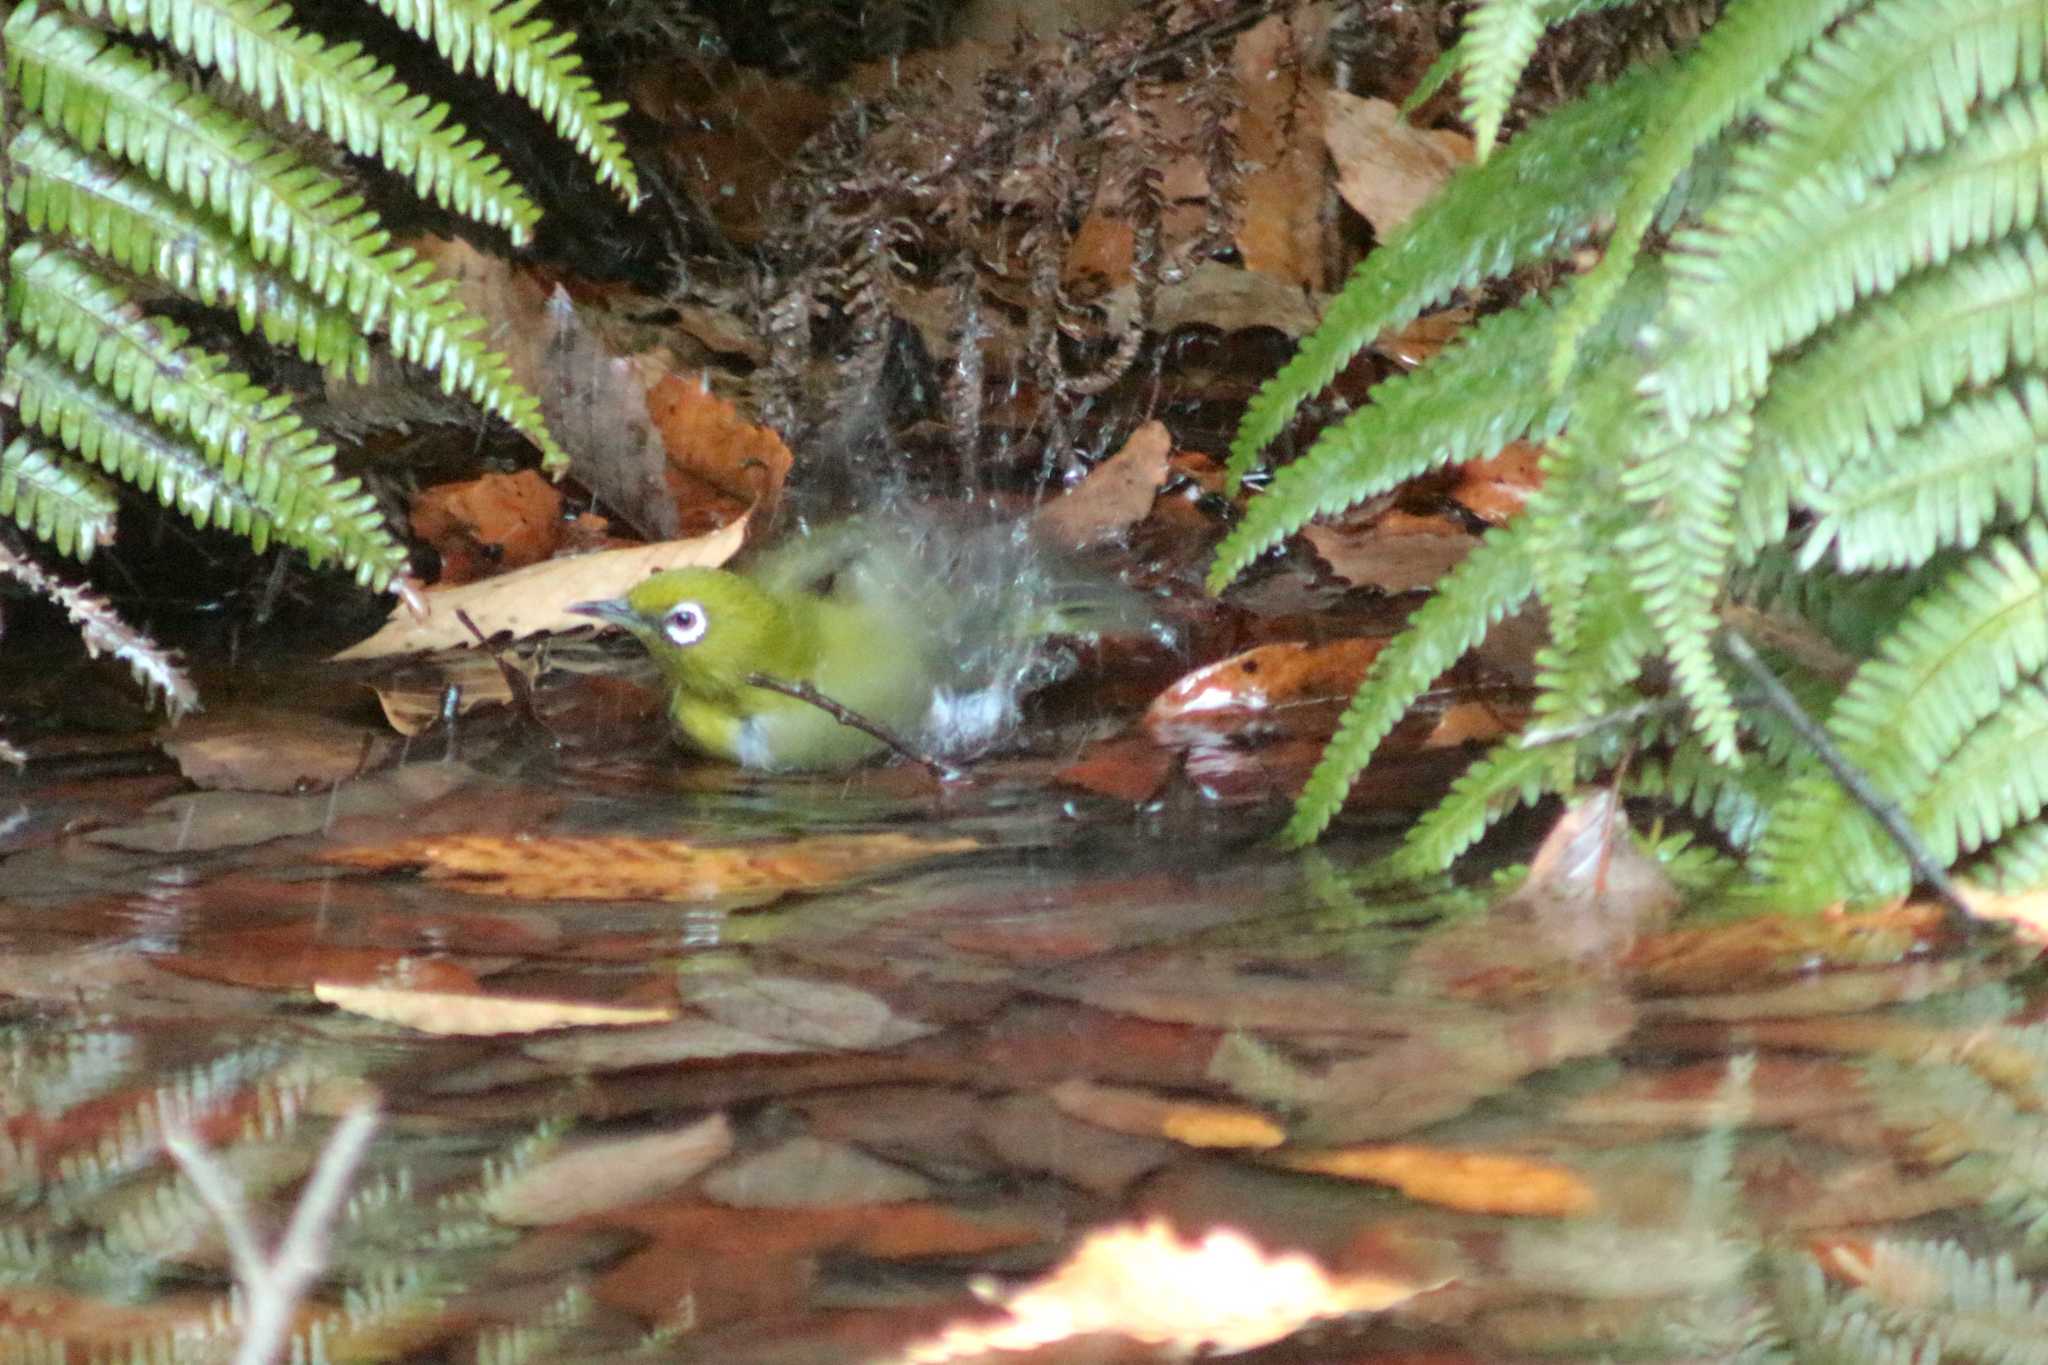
[569,516,1156,771]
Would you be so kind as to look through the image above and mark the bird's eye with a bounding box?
[662,601,709,647]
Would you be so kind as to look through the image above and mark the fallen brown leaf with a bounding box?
[161,707,394,793]
[1449,440,1545,526]
[645,373,794,532]
[1275,1145,1597,1217]
[1304,510,1476,593]
[1035,419,1173,551]
[700,1135,932,1208]
[1324,90,1473,235]
[1233,10,1332,288]
[485,1114,734,1224]
[322,831,978,904]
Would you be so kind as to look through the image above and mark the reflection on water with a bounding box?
[3,728,2045,1364]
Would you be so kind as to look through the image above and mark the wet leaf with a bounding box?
[522,1016,810,1071]
[887,1218,1439,1361]
[1560,1056,1870,1131]
[974,1092,1178,1197]
[533,288,681,542]
[1054,735,1174,803]
[313,981,676,1035]
[87,764,472,853]
[162,707,395,793]
[1304,510,1477,594]
[1324,90,1472,235]
[1048,1078,1286,1150]
[323,831,978,905]
[1145,638,1387,749]
[680,974,937,1049]
[700,1135,933,1208]
[333,523,749,660]
[1625,903,1947,996]
[1035,419,1173,551]
[1274,1145,1597,1217]
[486,1114,734,1224]
[411,471,564,586]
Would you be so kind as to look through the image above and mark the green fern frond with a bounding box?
[6,342,282,552]
[363,0,638,206]
[57,0,543,243]
[1380,742,1564,880]
[1550,0,1859,388]
[1809,377,2048,571]
[1279,519,1538,845]
[1209,295,1565,591]
[1754,524,2048,903]
[1913,679,2048,868]
[8,119,373,379]
[1629,737,1776,849]
[6,4,564,469]
[1460,0,1545,161]
[1659,83,2048,428]
[7,243,405,585]
[0,437,117,560]
[1746,236,2048,556]
[1618,405,1754,759]
[1225,60,1671,487]
[1725,0,2042,214]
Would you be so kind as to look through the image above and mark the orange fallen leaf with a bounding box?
[1145,637,1386,748]
[1048,1078,1286,1150]
[312,981,676,1035]
[1274,1145,1596,1217]
[411,470,563,585]
[1449,439,1545,526]
[646,373,794,532]
[323,831,979,904]
[888,1218,1442,1362]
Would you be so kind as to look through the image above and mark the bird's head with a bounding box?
[569,568,802,699]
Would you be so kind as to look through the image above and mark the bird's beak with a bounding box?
[566,597,640,630]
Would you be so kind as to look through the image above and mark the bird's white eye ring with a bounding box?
[662,601,709,647]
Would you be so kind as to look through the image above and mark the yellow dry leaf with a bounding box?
[313,982,675,1036]
[1048,1078,1286,1150]
[888,1218,1441,1362]
[1275,1144,1596,1217]
[323,832,979,903]
[333,523,747,661]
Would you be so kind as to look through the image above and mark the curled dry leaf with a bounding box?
[1048,1077,1286,1150]
[1146,637,1385,749]
[322,831,979,905]
[1324,90,1473,235]
[1274,1145,1597,1217]
[332,521,748,660]
[1034,419,1173,551]
[312,981,676,1036]
[888,1218,1442,1362]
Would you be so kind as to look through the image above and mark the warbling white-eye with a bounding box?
[568,515,1155,771]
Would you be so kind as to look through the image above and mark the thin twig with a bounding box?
[1721,627,1972,921]
[1519,696,1688,749]
[745,672,965,782]
[455,607,558,742]
[166,1103,381,1365]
